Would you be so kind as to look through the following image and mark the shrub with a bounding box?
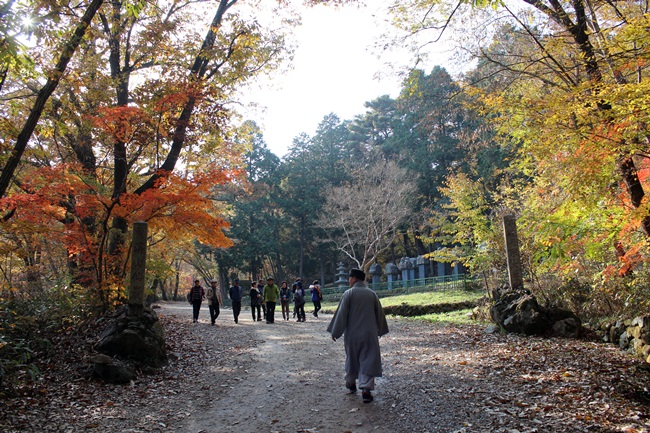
[0,284,94,394]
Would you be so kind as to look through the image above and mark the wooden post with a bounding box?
[502,214,524,290]
[128,221,148,317]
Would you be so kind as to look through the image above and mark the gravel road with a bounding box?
[4,301,646,433]
[161,301,391,433]
[155,302,649,433]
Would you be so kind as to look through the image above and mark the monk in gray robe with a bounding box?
[327,268,389,403]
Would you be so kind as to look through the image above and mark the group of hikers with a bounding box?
[187,276,322,325]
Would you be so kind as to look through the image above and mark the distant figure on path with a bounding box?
[327,268,389,403]
[188,279,205,323]
[229,279,242,324]
[280,281,291,321]
[250,281,263,321]
[310,279,322,318]
[293,281,306,322]
[292,278,304,320]
[206,279,222,325]
[263,277,280,324]
[257,279,266,320]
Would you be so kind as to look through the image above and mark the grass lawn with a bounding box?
[417,308,486,325]
[377,289,485,308]
[321,288,489,326]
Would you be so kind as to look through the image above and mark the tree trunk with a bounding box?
[147,278,160,305]
[103,2,132,258]
[298,214,305,279]
[174,261,180,300]
[319,252,325,286]
[160,278,168,301]
[402,233,415,257]
[619,156,650,236]
[415,230,427,256]
[219,267,228,301]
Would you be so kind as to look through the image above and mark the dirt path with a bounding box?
[162,302,389,433]
[2,301,650,433]
[156,302,650,433]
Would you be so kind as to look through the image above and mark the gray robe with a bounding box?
[327,281,389,378]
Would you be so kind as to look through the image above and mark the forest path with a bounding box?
[160,301,392,433]
[2,301,648,433]
[155,302,649,433]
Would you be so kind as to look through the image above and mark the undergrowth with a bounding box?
[0,285,95,395]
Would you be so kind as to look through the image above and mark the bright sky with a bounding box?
[241,2,453,158]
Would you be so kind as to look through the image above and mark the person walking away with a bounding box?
[188,279,205,323]
[327,268,389,404]
[229,279,242,324]
[257,279,266,321]
[291,282,298,319]
[310,279,322,318]
[293,283,306,322]
[263,277,280,324]
[280,281,291,321]
[294,277,303,294]
[294,278,304,319]
[206,279,222,325]
[250,282,263,321]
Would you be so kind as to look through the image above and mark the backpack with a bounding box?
[186,290,192,304]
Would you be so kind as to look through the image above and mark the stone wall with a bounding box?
[602,316,650,363]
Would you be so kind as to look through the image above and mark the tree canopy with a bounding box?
[3,0,650,327]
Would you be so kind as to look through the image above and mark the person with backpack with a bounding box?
[188,279,205,323]
[206,279,222,326]
[293,281,306,322]
[310,279,322,318]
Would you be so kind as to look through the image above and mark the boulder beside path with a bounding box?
[489,285,581,338]
[92,304,167,383]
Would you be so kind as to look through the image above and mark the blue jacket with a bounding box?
[229,284,242,302]
[310,284,322,301]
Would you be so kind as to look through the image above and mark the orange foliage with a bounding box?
[0,162,239,295]
[92,106,154,144]
[603,242,646,279]
[0,165,82,226]
[153,91,191,113]
[114,169,238,248]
